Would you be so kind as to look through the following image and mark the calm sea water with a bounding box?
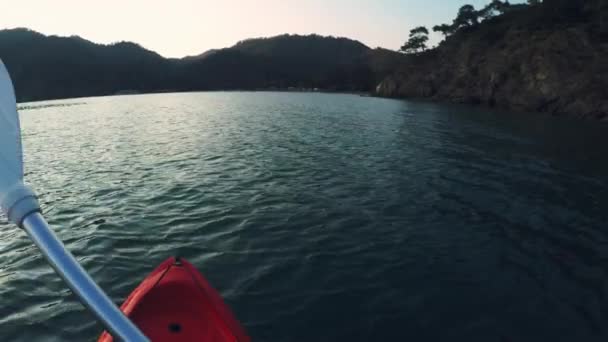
[1,92,607,341]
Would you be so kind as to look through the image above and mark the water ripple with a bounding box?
[1,93,607,341]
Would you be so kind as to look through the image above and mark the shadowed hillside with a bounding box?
[0,29,172,101]
[377,0,608,119]
[0,29,403,102]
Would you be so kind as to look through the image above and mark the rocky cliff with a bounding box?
[376,0,608,119]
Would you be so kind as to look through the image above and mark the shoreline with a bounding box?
[17,89,373,106]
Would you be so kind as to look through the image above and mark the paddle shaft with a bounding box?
[22,212,149,342]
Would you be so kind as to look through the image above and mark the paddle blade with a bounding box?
[0,59,23,189]
[0,59,39,226]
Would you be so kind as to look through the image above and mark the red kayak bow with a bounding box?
[98,257,250,342]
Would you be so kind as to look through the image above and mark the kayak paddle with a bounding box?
[0,59,149,342]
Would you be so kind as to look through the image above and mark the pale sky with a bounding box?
[1,0,524,58]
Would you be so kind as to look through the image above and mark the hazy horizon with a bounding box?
[2,0,525,58]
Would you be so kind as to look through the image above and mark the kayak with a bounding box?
[98,257,250,342]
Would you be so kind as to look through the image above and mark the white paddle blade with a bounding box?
[0,59,39,226]
[0,59,23,186]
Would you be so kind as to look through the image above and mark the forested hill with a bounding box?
[376,0,608,119]
[0,29,403,102]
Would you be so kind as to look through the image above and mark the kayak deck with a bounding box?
[99,257,249,342]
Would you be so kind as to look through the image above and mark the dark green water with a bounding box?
[1,92,607,341]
